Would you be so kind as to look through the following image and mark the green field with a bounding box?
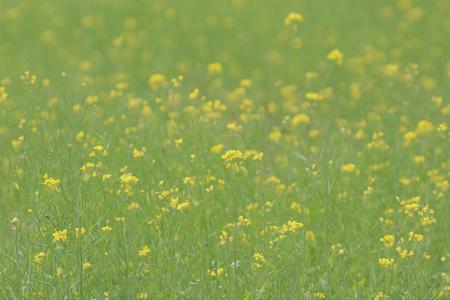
[0,0,449,299]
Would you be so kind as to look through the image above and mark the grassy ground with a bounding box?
[0,0,449,299]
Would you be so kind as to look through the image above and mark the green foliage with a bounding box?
[0,0,449,299]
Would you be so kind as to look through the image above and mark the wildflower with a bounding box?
[380,235,395,247]
[126,202,139,210]
[42,177,61,190]
[34,252,45,263]
[189,88,199,99]
[72,104,82,113]
[207,63,223,75]
[253,152,263,160]
[85,95,98,104]
[341,163,356,173]
[403,131,417,145]
[378,258,394,268]
[56,268,62,276]
[408,232,423,242]
[102,226,112,232]
[182,177,195,185]
[292,113,310,126]
[175,138,183,147]
[149,73,167,90]
[269,128,282,142]
[326,49,344,66]
[227,122,242,132]
[305,92,323,101]
[382,64,398,76]
[75,228,86,239]
[313,293,325,298]
[284,12,304,26]
[75,131,84,142]
[120,173,139,184]
[415,120,434,135]
[374,292,388,300]
[82,262,91,269]
[53,230,68,243]
[177,202,189,211]
[412,156,425,164]
[210,144,224,153]
[305,231,316,241]
[396,247,414,258]
[133,148,145,157]
[139,246,151,257]
[221,150,243,162]
[240,79,252,87]
[306,72,319,79]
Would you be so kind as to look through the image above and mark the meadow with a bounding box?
[0,0,449,299]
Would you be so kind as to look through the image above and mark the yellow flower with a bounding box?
[210,144,224,154]
[189,88,199,99]
[253,152,264,160]
[102,226,112,232]
[34,252,45,263]
[380,235,395,247]
[326,49,344,66]
[139,246,151,257]
[378,258,394,268]
[72,104,82,113]
[221,150,243,162]
[292,113,310,127]
[305,92,323,101]
[207,63,223,75]
[76,131,85,142]
[177,202,189,211]
[341,163,356,173]
[305,231,316,241]
[403,131,417,145]
[75,227,86,239]
[82,262,91,269]
[149,73,167,90]
[85,95,98,104]
[53,229,68,243]
[175,138,183,147]
[284,12,304,26]
[415,120,434,135]
[133,148,145,157]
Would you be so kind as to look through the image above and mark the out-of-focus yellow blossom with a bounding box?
[326,49,344,66]
[284,12,304,26]
[207,63,223,75]
[341,163,356,173]
[149,73,167,90]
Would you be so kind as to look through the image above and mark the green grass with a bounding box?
[0,0,449,299]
